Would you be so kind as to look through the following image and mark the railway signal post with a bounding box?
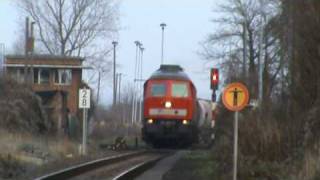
[210,68,219,131]
[210,68,219,102]
[222,83,249,180]
[79,87,91,155]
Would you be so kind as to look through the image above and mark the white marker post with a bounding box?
[79,87,90,155]
[233,111,239,180]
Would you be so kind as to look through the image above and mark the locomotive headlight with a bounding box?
[147,119,153,124]
[182,120,189,125]
[165,101,172,108]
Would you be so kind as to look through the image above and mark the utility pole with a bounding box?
[160,23,166,65]
[112,41,118,107]
[242,21,247,79]
[258,1,266,106]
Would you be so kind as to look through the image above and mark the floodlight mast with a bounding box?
[112,41,118,107]
[160,23,167,65]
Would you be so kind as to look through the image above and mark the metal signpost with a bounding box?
[79,88,91,155]
[222,83,249,180]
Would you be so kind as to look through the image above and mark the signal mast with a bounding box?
[210,68,219,102]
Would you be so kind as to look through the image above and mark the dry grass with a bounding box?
[0,129,80,162]
[0,130,34,155]
[239,112,284,161]
[0,129,96,179]
[287,146,320,180]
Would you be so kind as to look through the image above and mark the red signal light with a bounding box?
[210,68,219,90]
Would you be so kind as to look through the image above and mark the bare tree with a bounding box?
[85,48,113,105]
[201,0,280,100]
[17,0,118,56]
[15,0,119,103]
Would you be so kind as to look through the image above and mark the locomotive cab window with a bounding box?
[172,83,189,97]
[150,84,166,97]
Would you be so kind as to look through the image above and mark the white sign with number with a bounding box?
[79,89,91,109]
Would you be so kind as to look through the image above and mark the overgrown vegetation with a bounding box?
[0,76,52,134]
[0,154,25,179]
[200,0,320,179]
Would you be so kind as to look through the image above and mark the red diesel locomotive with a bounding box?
[142,65,200,146]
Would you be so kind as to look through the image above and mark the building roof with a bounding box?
[3,64,92,69]
[6,54,84,61]
[4,54,92,69]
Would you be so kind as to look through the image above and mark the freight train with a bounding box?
[141,65,214,147]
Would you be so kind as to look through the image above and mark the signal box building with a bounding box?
[4,55,90,133]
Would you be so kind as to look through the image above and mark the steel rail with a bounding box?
[34,151,147,180]
[112,152,171,180]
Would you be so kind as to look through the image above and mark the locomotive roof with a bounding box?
[149,65,191,81]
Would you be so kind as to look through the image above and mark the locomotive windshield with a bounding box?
[151,84,166,97]
[172,83,189,97]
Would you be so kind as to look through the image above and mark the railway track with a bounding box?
[35,150,173,180]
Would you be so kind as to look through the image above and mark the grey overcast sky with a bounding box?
[0,0,219,105]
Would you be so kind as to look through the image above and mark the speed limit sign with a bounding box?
[79,88,91,109]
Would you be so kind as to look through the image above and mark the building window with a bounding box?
[34,69,39,84]
[18,69,25,83]
[34,68,50,84]
[12,68,25,83]
[40,69,50,84]
[54,69,72,85]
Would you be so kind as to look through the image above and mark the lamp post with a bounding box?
[160,23,166,65]
[117,72,123,123]
[118,73,122,104]
[132,41,141,124]
[138,47,145,123]
[112,41,118,107]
